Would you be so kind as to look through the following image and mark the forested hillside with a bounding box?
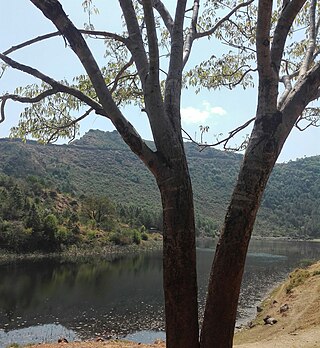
[0,129,319,239]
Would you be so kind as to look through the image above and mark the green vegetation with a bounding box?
[0,171,160,254]
[0,130,320,245]
[285,269,311,293]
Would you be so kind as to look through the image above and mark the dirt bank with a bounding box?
[24,261,320,348]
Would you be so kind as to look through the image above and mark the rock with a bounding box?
[248,321,256,328]
[58,337,69,343]
[263,315,278,325]
[280,303,289,313]
[257,306,263,312]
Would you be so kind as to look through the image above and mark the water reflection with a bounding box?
[0,240,320,345]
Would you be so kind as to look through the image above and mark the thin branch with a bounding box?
[298,0,317,77]
[0,88,56,124]
[1,88,57,105]
[109,57,134,94]
[222,41,256,54]
[182,117,255,151]
[183,0,200,67]
[195,0,254,39]
[230,67,257,87]
[47,108,94,143]
[3,30,128,56]
[0,53,106,115]
[295,109,320,131]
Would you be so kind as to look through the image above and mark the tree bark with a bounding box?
[200,111,283,347]
[157,149,200,348]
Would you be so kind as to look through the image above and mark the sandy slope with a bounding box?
[26,262,320,348]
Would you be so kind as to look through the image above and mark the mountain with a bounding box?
[0,129,319,238]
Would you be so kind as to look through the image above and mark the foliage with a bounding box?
[1,132,320,240]
[286,269,311,293]
[0,168,154,253]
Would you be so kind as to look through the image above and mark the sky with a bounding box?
[0,0,319,163]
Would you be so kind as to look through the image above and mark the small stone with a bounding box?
[263,315,278,325]
[280,303,289,313]
[58,337,69,343]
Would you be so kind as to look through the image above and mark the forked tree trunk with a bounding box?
[200,112,284,348]
[158,154,200,348]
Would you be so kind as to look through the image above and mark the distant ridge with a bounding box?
[1,129,319,238]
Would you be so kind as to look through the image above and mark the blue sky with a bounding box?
[0,0,319,162]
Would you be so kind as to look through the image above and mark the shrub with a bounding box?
[141,232,149,241]
[55,226,78,247]
[286,269,310,293]
[0,221,32,252]
[110,232,131,245]
[132,230,141,245]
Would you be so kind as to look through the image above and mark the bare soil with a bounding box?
[25,261,320,348]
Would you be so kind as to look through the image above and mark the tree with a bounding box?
[1,1,320,347]
[81,195,115,230]
[200,0,320,346]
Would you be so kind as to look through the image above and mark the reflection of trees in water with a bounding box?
[1,242,320,339]
[0,252,164,335]
[0,261,57,324]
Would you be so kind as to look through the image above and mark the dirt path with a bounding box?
[25,261,320,348]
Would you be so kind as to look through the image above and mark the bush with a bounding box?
[110,231,132,246]
[141,232,149,241]
[0,221,32,252]
[55,226,78,247]
[286,269,310,293]
[132,230,141,245]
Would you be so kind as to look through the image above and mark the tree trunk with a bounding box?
[200,112,283,348]
[158,154,200,348]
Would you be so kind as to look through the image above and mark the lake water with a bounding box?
[1,239,320,346]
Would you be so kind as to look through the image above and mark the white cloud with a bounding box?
[210,106,227,116]
[181,101,226,124]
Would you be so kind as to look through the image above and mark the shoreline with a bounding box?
[0,239,163,265]
[1,236,319,265]
[22,260,320,348]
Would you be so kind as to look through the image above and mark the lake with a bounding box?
[1,239,320,346]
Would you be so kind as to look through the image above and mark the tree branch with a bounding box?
[298,0,317,77]
[256,0,273,80]
[47,108,94,143]
[271,0,307,76]
[164,0,187,133]
[152,0,174,35]
[195,0,254,39]
[143,1,160,78]
[278,74,292,109]
[183,0,200,67]
[0,53,106,114]
[280,62,320,129]
[109,57,135,94]
[3,30,128,56]
[29,0,159,175]
[0,88,56,124]
[182,117,255,151]
[118,0,149,85]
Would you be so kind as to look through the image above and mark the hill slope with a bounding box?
[0,129,319,238]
